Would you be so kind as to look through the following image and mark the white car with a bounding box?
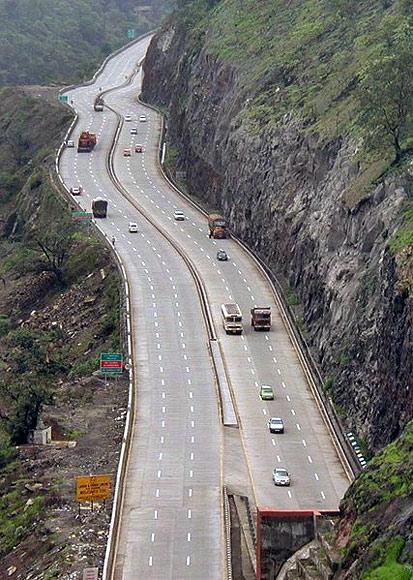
[130,128,137,135]
[124,114,132,122]
[139,114,147,122]
[174,210,185,221]
[66,140,75,148]
[70,186,82,195]
[128,222,138,233]
[273,468,291,486]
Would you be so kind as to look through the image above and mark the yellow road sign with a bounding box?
[76,474,111,502]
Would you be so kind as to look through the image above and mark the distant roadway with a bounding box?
[59,34,350,579]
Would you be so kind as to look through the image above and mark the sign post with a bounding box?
[100,353,123,373]
[76,474,111,505]
[83,568,99,580]
[58,95,68,103]
[71,211,93,222]
[127,28,135,40]
[100,353,123,385]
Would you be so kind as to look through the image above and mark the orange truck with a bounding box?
[208,213,227,239]
[77,131,97,153]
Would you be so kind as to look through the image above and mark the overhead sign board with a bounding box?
[58,95,68,103]
[76,474,111,503]
[82,568,99,580]
[127,28,135,39]
[100,352,123,373]
[72,211,93,222]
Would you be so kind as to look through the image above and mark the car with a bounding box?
[130,128,137,135]
[70,186,82,195]
[260,385,274,400]
[139,114,147,122]
[135,144,144,153]
[174,210,185,221]
[273,468,291,486]
[267,417,284,434]
[128,222,138,233]
[216,249,228,261]
[66,139,75,148]
[123,148,131,157]
[124,114,132,122]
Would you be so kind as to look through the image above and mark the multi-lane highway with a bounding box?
[59,34,350,579]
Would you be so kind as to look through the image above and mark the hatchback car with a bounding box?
[216,249,228,261]
[135,144,144,153]
[268,417,284,433]
[139,114,147,122]
[174,210,185,221]
[128,222,138,233]
[66,139,75,148]
[123,148,132,157]
[130,128,137,135]
[273,468,291,486]
[124,114,132,122]
[70,186,82,195]
[260,385,274,400]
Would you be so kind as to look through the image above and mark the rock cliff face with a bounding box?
[143,22,413,452]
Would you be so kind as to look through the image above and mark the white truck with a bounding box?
[221,303,243,335]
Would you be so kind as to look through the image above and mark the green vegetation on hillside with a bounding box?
[173,0,413,242]
[205,0,413,157]
[339,421,413,577]
[0,89,123,565]
[0,0,169,86]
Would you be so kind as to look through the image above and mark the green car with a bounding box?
[260,385,274,400]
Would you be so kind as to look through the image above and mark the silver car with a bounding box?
[174,210,185,221]
[268,417,284,434]
[273,468,291,486]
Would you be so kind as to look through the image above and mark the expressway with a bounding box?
[59,34,350,579]
[105,53,350,506]
[59,37,223,579]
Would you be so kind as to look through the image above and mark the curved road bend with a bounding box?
[59,38,223,579]
[105,46,350,509]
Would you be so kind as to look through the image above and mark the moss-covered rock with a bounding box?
[336,422,413,577]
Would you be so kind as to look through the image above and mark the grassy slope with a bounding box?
[338,421,413,577]
[0,0,168,86]
[177,0,413,240]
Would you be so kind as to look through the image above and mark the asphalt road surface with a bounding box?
[59,37,223,580]
[59,34,350,579]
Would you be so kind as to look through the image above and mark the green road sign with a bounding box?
[127,29,135,39]
[58,95,68,103]
[100,352,123,373]
[72,211,93,222]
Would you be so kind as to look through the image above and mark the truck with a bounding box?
[251,307,272,331]
[208,213,227,239]
[77,131,97,153]
[92,198,108,218]
[94,96,104,112]
[221,303,243,335]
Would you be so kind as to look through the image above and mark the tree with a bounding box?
[0,377,53,444]
[357,17,413,163]
[34,219,75,284]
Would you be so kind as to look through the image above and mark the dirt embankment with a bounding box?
[0,88,127,578]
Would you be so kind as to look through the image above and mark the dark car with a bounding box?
[216,249,228,261]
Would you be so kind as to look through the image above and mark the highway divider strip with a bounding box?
[137,93,358,483]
